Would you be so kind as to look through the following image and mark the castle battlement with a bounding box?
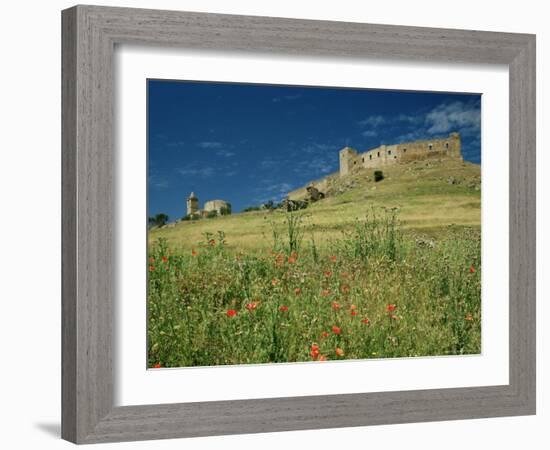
[339,132,462,177]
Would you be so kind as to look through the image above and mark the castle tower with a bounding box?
[186,192,199,216]
[448,132,463,161]
[339,147,358,177]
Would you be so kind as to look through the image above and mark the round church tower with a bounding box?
[186,192,199,216]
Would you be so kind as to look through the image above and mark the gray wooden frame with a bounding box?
[62,4,536,444]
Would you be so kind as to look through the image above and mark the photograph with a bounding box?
[146,80,482,368]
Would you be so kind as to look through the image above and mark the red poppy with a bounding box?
[245,301,259,311]
[390,314,398,320]
[318,355,328,361]
[332,325,341,335]
[290,251,298,259]
[226,309,237,317]
[340,284,350,294]
[162,256,168,263]
[335,348,345,357]
[288,256,297,264]
[386,304,397,312]
[350,304,357,310]
[329,255,337,263]
[152,363,161,369]
[149,257,155,263]
[148,265,155,272]
[469,265,476,273]
[209,239,216,246]
[321,289,330,297]
[465,313,473,321]
[294,287,302,295]
[321,331,329,338]
[361,318,370,325]
[332,302,341,311]
[310,343,320,359]
[191,249,198,257]
[324,271,332,277]
[351,311,358,317]
[279,305,289,312]
[271,279,279,286]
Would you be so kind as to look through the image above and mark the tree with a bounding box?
[148,213,169,227]
[374,170,384,182]
[220,204,232,215]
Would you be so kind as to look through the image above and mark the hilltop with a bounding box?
[149,157,481,253]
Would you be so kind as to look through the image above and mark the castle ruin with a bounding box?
[287,132,462,200]
[339,132,462,177]
[186,192,231,218]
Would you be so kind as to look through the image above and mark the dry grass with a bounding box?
[150,158,481,253]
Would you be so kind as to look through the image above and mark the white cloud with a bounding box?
[425,101,481,136]
[177,166,215,177]
[216,149,235,157]
[358,115,385,127]
[148,174,169,189]
[166,140,185,148]
[198,141,223,149]
[260,158,282,169]
[252,181,295,204]
[361,130,377,137]
[387,100,480,145]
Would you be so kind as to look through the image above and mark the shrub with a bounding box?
[220,204,232,215]
[206,210,218,219]
[148,213,169,227]
[374,170,384,182]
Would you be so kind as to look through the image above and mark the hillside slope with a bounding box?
[150,158,481,253]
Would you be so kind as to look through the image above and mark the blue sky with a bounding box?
[148,80,481,219]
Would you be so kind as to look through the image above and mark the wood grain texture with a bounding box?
[61,4,536,444]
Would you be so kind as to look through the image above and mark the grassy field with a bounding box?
[147,158,481,368]
[150,158,480,253]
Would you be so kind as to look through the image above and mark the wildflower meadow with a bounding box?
[147,209,481,368]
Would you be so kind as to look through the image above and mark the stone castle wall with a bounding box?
[186,193,230,217]
[286,132,462,200]
[339,132,462,177]
[287,172,339,201]
[204,199,230,214]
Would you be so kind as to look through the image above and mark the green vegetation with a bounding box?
[220,204,232,216]
[148,213,169,227]
[150,159,481,252]
[147,158,481,368]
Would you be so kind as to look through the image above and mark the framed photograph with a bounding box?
[62,5,536,444]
